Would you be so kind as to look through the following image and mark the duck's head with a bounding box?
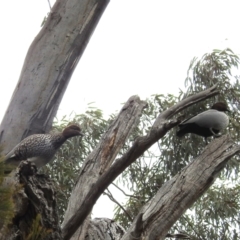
[211,102,230,112]
[62,124,84,139]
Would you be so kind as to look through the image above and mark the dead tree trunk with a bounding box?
[62,96,147,239]
[0,0,109,154]
[1,162,62,240]
[61,85,239,239]
[1,86,239,240]
[0,0,239,239]
[121,135,240,240]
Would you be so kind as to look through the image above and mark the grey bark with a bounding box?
[85,218,125,240]
[121,135,240,240]
[61,96,148,239]
[61,85,227,239]
[1,85,238,240]
[0,0,237,238]
[0,0,110,238]
[0,161,62,240]
[0,0,109,154]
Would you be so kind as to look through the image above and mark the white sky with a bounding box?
[0,0,240,219]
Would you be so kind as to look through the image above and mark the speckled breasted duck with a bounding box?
[4,124,83,168]
[176,102,229,141]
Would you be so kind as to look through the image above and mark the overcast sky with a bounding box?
[1,0,240,218]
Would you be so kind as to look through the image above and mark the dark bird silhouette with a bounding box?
[177,102,229,142]
[3,124,84,168]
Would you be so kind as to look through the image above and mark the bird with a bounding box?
[176,102,229,142]
[3,124,84,169]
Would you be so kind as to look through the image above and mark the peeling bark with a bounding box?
[0,0,236,238]
[2,85,239,240]
[62,96,147,239]
[61,85,222,239]
[121,136,240,240]
[85,218,125,240]
[1,161,62,240]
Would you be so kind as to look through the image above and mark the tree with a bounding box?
[48,48,240,239]
[0,0,239,239]
[113,49,240,239]
[0,0,109,154]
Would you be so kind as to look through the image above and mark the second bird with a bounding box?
[176,102,229,142]
[3,124,84,168]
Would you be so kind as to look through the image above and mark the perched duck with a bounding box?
[3,124,84,168]
[177,102,229,141]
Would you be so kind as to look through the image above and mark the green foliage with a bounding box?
[24,214,51,240]
[184,182,240,239]
[114,48,240,239]
[42,49,240,239]
[177,48,240,178]
[41,106,110,223]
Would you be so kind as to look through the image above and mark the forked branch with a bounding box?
[62,85,220,240]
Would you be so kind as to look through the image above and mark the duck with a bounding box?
[176,102,229,142]
[3,124,84,168]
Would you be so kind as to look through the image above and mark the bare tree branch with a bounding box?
[121,135,240,240]
[111,182,140,199]
[47,0,52,10]
[166,232,190,239]
[0,0,110,154]
[62,85,220,239]
[62,96,147,239]
[104,189,133,222]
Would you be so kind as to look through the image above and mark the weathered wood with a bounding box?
[85,218,125,240]
[1,85,236,240]
[121,135,240,240]
[1,161,62,240]
[0,0,109,154]
[61,86,221,239]
[0,0,235,239]
[62,96,147,239]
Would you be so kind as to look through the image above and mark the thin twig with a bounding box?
[111,182,140,199]
[104,189,133,222]
[62,85,221,239]
[47,0,52,10]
